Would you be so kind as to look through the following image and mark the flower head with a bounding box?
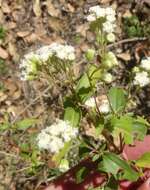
[19,43,75,81]
[140,57,150,71]
[134,71,150,87]
[37,120,78,153]
[87,5,106,22]
[87,6,116,23]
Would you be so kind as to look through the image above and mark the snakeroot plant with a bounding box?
[19,5,150,190]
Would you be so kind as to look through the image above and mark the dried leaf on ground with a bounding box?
[24,33,38,44]
[33,0,42,17]
[1,1,11,13]
[46,0,60,17]
[0,47,9,59]
[17,31,30,38]
[12,89,22,100]
[0,92,8,102]
[8,42,19,61]
[76,24,88,37]
[4,80,17,96]
[48,17,64,32]
[98,0,113,4]
[5,22,17,30]
[67,3,75,13]
[117,52,131,61]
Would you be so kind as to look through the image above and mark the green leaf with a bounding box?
[52,141,71,165]
[76,166,88,184]
[79,142,91,158]
[111,115,133,144]
[88,65,102,86]
[15,118,38,131]
[95,121,104,137]
[103,152,139,181]
[108,87,126,113]
[135,116,150,126]
[76,73,90,93]
[105,176,118,190]
[64,100,81,127]
[136,152,150,168]
[0,123,10,131]
[100,154,120,175]
[133,119,147,141]
[76,73,92,102]
[76,65,101,103]
[92,154,100,162]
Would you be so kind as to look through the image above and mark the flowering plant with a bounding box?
[19,5,150,190]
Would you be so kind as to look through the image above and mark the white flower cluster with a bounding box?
[85,96,110,114]
[37,120,78,153]
[19,43,75,80]
[87,5,116,42]
[133,57,150,87]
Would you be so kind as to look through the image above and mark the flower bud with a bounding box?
[106,33,115,42]
[85,49,95,61]
[132,66,140,73]
[103,73,113,83]
[59,159,69,172]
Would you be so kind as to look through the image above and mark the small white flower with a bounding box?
[132,66,140,73]
[68,53,76,61]
[140,57,150,71]
[37,132,51,150]
[99,99,110,114]
[106,15,116,23]
[103,21,116,33]
[50,136,64,153]
[87,14,96,22]
[106,33,115,42]
[87,5,114,22]
[63,125,78,142]
[89,6,106,18]
[96,7,106,18]
[105,7,116,16]
[50,43,75,61]
[134,71,150,87]
[103,73,113,83]
[36,45,53,61]
[85,97,96,108]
